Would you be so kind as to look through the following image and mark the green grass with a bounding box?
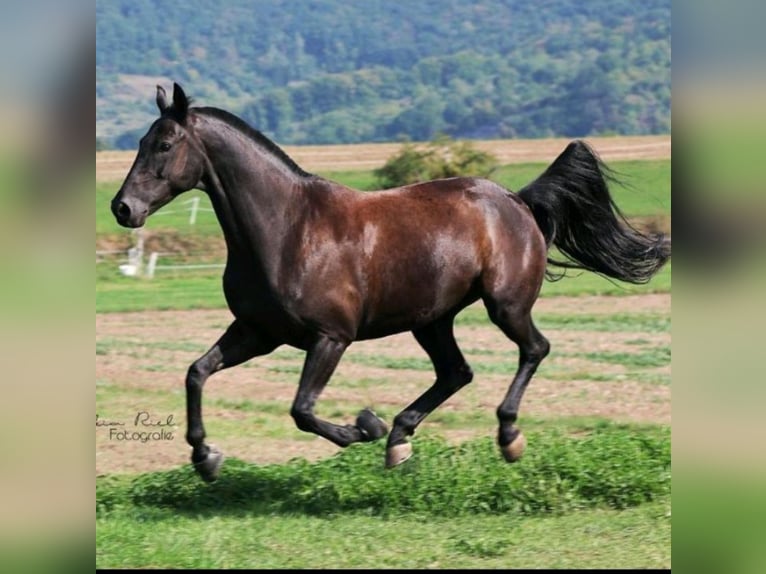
[318,160,671,219]
[455,304,671,332]
[100,497,670,568]
[492,159,671,217]
[96,273,225,313]
[540,262,671,297]
[580,346,671,369]
[97,499,670,569]
[96,424,670,569]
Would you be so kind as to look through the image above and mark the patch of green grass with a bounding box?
[97,424,669,519]
[540,311,670,333]
[96,273,226,313]
[492,159,671,217]
[268,348,306,361]
[632,371,672,386]
[141,364,177,373]
[327,375,392,389]
[540,263,671,297]
[341,354,525,380]
[319,169,380,191]
[210,398,258,412]
[96,423,670,568]
[462,347,502,356]
[456,306,671,333]
[541,369,620,383]
[267,364,303,375]
[97,498,670,569]
[427,409,495,428]
[580,346,671,369]
[343,354,434,371]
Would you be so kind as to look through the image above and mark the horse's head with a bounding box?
[111,83,206,228]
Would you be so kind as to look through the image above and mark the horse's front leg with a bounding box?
[290,335,388,447]
[186,320,277,482]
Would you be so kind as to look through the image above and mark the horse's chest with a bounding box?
[224,269,280,321]
[222,267,307,342]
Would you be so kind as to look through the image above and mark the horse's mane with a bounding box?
[195,106,313,178]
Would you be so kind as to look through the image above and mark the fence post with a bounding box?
[145,252,159,279]
[125,228,144,274]
[189,196,200,225]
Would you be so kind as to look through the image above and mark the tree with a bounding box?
[386,93,446,141]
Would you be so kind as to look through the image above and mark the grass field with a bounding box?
[97,426,670,569]
[96,290,671,568]
[96,148,671,569]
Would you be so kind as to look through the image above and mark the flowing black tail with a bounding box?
[517,140,670,283]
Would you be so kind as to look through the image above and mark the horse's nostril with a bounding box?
[115,201,131,219]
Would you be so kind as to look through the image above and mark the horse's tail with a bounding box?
[517,140,670,283]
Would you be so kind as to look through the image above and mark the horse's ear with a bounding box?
[172,82,189,120]
[156,85,169,113]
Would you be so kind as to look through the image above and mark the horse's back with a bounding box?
[341,176,546,337]
[355,176,541,258]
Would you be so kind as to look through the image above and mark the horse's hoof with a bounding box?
[193,445,224,483]
[385,442,413,468]
[357,408,388,441]
[500,430,526,463]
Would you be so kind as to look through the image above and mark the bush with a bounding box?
[374,135,498,188]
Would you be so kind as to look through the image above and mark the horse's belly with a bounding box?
[358,274,480,339]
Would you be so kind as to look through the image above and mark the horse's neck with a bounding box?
[197,119,306,273]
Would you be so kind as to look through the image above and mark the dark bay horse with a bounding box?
[112,83,670,482]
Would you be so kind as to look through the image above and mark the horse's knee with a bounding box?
[186,360,209,385]
[455,363,474,388]
[439,362,473,392]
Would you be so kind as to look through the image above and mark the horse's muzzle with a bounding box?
[111,198,148,228]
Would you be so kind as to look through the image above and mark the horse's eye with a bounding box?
[159,142,172,152]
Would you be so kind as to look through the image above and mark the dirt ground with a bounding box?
[96,134,670,182]
[96,294,670,476]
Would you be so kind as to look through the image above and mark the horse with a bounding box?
[111,83,670,483]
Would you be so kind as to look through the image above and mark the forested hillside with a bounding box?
[96,0,670,148]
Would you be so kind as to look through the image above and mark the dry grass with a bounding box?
[96,134,671,182]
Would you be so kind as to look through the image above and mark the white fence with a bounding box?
[151,197,215,225]
[144,252,224,278]
[97,227,224,279]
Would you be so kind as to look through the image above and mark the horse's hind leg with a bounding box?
[484,298,550,462]
[386,316,473,467]
[186,320,277,482]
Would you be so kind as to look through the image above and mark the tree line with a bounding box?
[97,0,670,148]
